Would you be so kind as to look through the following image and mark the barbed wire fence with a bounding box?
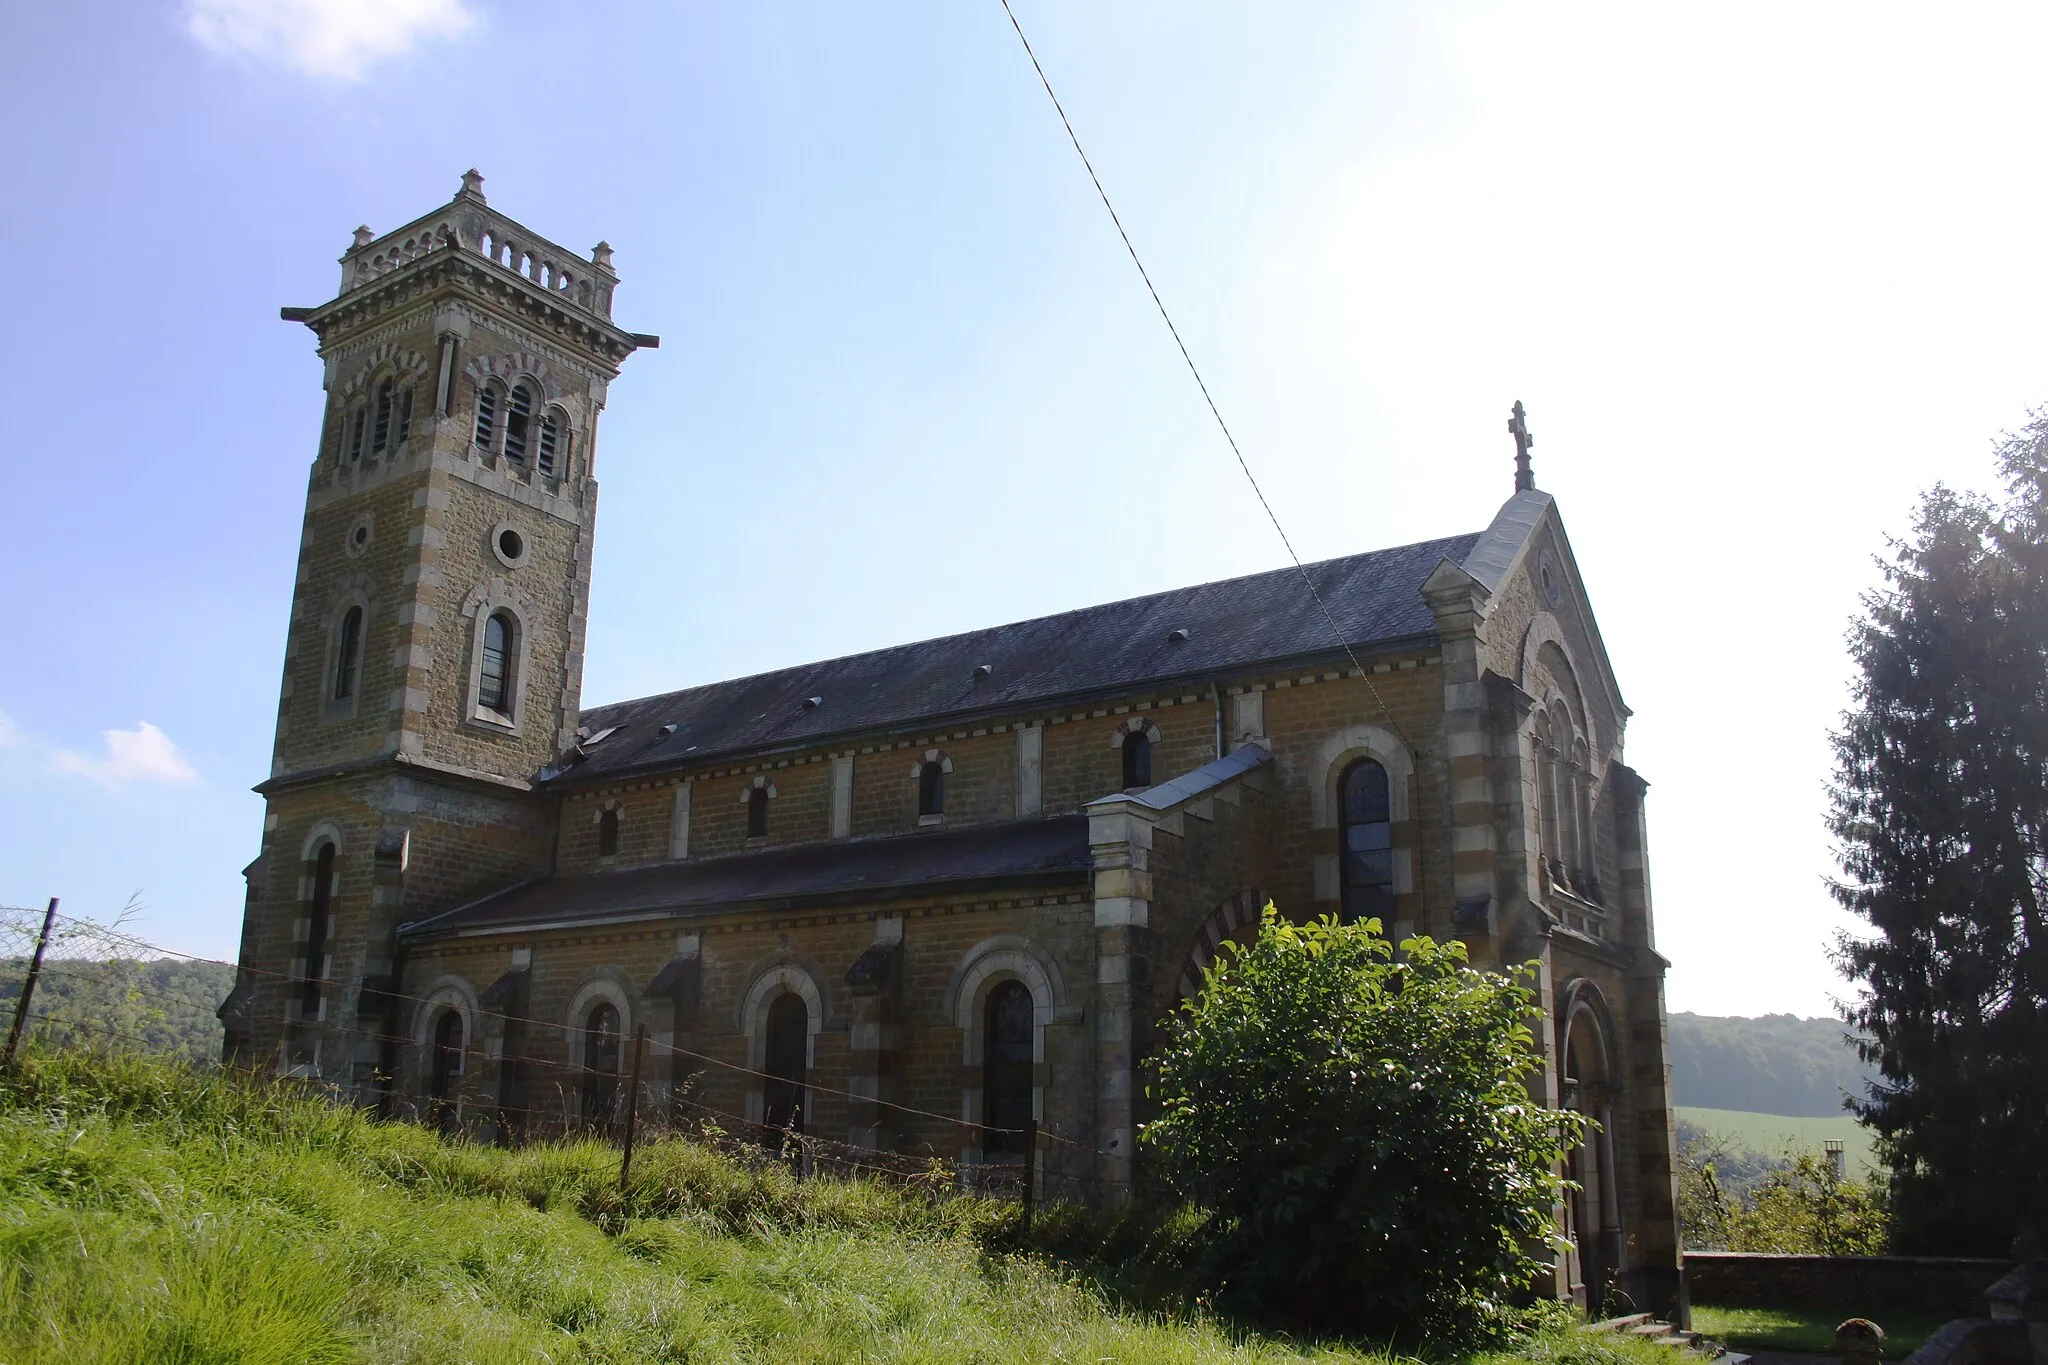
[0,901,1088,1218]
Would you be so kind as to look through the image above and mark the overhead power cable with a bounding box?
[994,0,1415,752]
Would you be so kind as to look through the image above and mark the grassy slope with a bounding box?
[1675,1106,1879,1179]
[1690,1306,1947,1358]
[0,1048,1686,1365]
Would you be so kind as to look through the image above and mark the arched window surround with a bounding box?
[1110,718,1162,792]
[738,961,825,1128]
[912,749,953,825]
[1309,725,1417,917]
[410,974,480,1107]
[321,591,372,721]
[295,823,345,1024]
[462,354,578,484]
[594,799,622,860]
[943,935,1065,1173]
[740,775,778,841]
[459,580,534,736]
[562,972,637,1126]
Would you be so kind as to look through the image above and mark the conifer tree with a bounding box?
[1829,416,2048,1253]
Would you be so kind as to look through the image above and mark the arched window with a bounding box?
[478,611,514,716]
[1121,731,1151,790]
[395,385,414,447]
[302,842,335,1015]
[348,406,367,463]
[746,785,769,839]
[332,605,363,701]
[580,1002,621,1130]
[536,410,561,476]
[982,979,1034,1155]
[473,382,499,449]
[1535,714,1559,864]
[1338,758,1394,924]
[503,382,535,463]
[371,378,394,453]
[429,1008,464,1100]
[762,993,808,1138]
[919,761,945,818]
[598,807,620,857]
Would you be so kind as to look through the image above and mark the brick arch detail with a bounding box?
[1174,888,1267,1001]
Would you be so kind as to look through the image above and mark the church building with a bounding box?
[221,175,1684,1317]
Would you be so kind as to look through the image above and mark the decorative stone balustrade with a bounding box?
[338,171,616,320]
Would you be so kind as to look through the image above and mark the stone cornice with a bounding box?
[291,252,641,374]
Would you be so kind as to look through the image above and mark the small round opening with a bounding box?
[498,529,524,562]
[352,525,368,547]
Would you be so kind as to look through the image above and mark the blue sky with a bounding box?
[5,1,2047,1017]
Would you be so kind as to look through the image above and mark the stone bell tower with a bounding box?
[221,171,655,1086]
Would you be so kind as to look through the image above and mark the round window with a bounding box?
[344,517,373,558]
[490,522,530,569]
[1539,548,1563,607]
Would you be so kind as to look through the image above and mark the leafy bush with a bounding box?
[1678,1128,1889,1255]
[1143,906,1585,1343]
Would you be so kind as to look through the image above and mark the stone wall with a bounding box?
[1685,1252,2016,1317]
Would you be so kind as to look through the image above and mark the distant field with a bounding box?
[1677,1105,1879,1179]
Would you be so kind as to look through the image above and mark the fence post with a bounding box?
[1021,1117,1037,1237]
[618,1024,648,1191]
[3,898,59,1067]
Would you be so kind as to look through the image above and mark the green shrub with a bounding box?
[1144,906,1585,1342]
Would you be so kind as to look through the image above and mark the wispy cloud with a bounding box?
[0,710,17,749]
[52,722,199,787]
[184,0,476,81]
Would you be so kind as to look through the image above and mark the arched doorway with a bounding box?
[428,1007,463,1133]
[1561,989,1623,1313]
[581,1002,621,1133]
[982,979,1034,1157]
[762,992,809,1142]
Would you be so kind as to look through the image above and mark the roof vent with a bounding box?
[661,722,679,735]
[972,663,993,679]
[582,726,618,746]
[1167,627,1192,643]
[802,696,823,710]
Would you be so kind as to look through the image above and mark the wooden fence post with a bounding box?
[618,1024,649,1191]
[3,899,60,1067]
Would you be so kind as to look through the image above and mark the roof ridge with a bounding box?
[582,530,1480,719]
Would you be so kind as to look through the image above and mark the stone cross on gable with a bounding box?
[1508,400,1535,493]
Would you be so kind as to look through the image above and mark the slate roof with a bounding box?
[554,531,1481,787]
[398,816,1091,940]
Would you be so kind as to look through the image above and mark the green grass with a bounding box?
[1676,1107,1880,1179]
[1690,1305,1948,1358]
[0,1046,1694,1365]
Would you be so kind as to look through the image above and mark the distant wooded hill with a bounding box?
[0,957,235,1065]
[1668,1011,1878,1117]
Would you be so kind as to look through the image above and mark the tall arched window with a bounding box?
[982,979,1034,1156]
[473,381,499,449]
[348,406,367,462]
[919,761,945,818]
[478,611,514,716]
[429,1008,464,1100]
[746,785,769,839]
[580,1002,621,1130]
[302,842,335,1016]
[1121,732,1151,790]
[371,378,394,453]
[332,606,363,702]
[394,385,414,447]
[537,410,561,476]
[762,993,808,1138]
[1339,758,1394,923]
[503,382,535,463]
[598,807,620,856]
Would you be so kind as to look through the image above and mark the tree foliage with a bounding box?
[1142,907,1584,1342]
[0,957,234,1065]
[1667,1012,1875,1117]
[1678,1127,1889,1255]
[1829,417,2048,1253]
